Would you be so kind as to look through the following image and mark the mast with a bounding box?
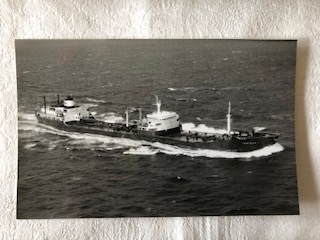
[138,105,142,122]
[43,96,46,113]
[57,94,60,105]
[155,95,161,114]
[227,101,231,133]
[125,107,129,127]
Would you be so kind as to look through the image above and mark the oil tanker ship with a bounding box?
[35,95,279,152]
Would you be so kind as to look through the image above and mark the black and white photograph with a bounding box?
[17,39,298,218]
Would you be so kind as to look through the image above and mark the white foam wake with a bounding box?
[96,112,124,123]
[18,113,138,151]
[82,103,98,108]
[24,143,37,149]
[124,146,160,155]
[86,97,106,103]
[253,127,266,132]
[125,142,284,159]
[18,113,37,121]
[182,123,228,135]
[40,124,141,149]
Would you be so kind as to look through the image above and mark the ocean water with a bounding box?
[16,40,298,218]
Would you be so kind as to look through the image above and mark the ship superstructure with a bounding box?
[138,95,181,135]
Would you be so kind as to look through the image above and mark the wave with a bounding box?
[82,103,98,108]
[86,97,106,103]
[220,86,244,91]
[124,146,160,155]
[168,87,177,91]
[271,114,294,121]
[168,87,216,92]
[175,98,197,102]
[24,143,37,149]
[182,122,270,136]
[253,127,266,132]
[48,143,56,150]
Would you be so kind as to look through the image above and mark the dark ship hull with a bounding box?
[36,114,279,152]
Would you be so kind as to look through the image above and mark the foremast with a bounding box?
[227,101,231,134]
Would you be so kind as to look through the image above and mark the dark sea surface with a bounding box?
[16,40,299,218]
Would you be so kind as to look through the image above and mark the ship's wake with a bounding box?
[18,113,284,159]
[18,113,37,121]
[124,142,284,159]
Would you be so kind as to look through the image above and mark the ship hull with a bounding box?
[36,114,278,152]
